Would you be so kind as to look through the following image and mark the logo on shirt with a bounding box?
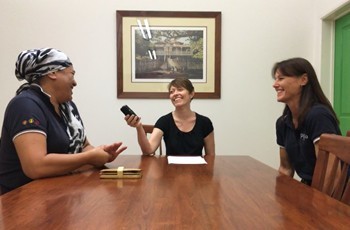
[22,118,40,126]
[300,133,308,141]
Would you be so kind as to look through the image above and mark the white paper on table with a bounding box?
[167,156,207,164]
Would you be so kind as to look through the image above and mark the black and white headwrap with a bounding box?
[15,48,72,95]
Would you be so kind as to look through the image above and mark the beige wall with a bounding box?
[0,0,349,172]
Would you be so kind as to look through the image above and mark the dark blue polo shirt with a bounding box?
[0,85,82,193]
[276,104,341,181]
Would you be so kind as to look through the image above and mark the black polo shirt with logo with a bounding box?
[276,104,341,181]
[0,85,81,193]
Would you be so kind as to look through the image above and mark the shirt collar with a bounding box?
[30,83,52,98]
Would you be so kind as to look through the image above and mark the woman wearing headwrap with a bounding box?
[0,48,127,194]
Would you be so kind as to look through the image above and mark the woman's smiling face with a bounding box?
[53,66,77,103]
[169,86,193,107]
[272,69,307,106]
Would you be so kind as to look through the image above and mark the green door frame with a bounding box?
[334,12,350,135]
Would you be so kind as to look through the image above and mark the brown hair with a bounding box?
[272,57,339,125]
[168,77,194,94]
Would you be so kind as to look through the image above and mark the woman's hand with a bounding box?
[124,115,142,128]
[103,142,127,162]
[88,142,127,167]
[86,146,111,167]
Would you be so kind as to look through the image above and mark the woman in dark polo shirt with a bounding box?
[0,48,127,194]
[272,57,341,185]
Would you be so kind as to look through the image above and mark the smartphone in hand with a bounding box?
[120,105,137,116]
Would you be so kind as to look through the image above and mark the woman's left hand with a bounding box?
[103,142,127,162]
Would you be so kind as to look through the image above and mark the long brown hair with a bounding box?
[272,57,339,126]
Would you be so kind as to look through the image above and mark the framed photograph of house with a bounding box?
[116,10,221,99]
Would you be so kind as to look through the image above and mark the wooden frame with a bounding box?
[116,10,221,99]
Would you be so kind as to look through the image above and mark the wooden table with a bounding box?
[0,156,349,229]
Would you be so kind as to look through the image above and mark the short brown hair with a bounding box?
[168,77,194,94]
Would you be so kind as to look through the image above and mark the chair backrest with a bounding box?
[311,133,350,205]
[142,124,163,155]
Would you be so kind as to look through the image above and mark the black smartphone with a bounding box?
[120,105,137,116]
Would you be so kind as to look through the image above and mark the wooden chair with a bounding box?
[142,124,163,155]
[311,133,350,205]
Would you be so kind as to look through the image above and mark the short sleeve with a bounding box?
[305,105,340,142]
[154,113,171,134]
[4,97,47,139]
[200,115,213,138]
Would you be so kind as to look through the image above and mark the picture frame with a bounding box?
[116,10,221,99]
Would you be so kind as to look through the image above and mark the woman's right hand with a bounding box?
[87,142,127,167]
[87,146,115,167]
[124,114,142,128]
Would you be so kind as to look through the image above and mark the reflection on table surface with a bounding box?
[1,155,349,229]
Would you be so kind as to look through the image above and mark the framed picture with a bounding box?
[116,10,221,99]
